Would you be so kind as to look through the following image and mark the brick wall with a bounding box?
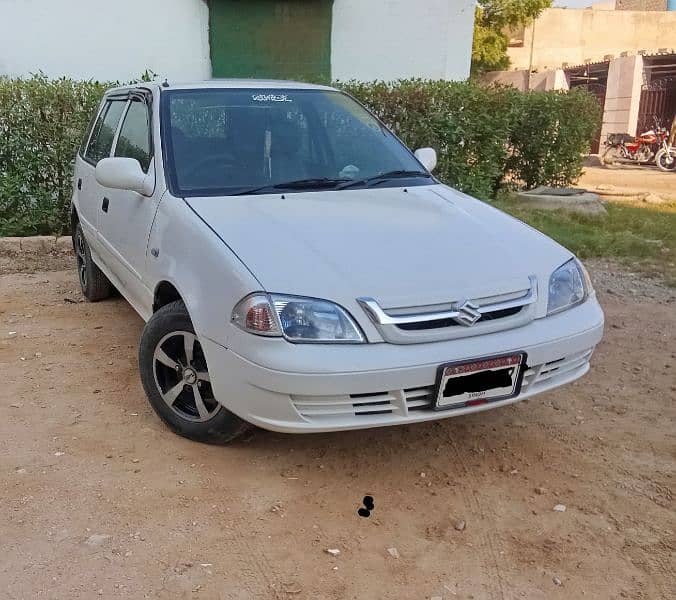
[616,0,667,10]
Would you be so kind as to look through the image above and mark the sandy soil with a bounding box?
[579,164,676,202]
[1,260,674,600]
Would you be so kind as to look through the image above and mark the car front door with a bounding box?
[77,97,128,260]
[96,91,158,315]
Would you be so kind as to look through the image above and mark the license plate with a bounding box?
[434,352,526,410]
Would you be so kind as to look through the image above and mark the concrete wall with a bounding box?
[509,8,676,70]
[331,0,475,81]
[616,0,667,10]
[0,0,211,81]
[600,54,644,139]
[479,69,569,92]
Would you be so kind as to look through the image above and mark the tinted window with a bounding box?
[85,100,126,164]
[164,89,426,196]
[79,102,103,156]
[115,99,152,172]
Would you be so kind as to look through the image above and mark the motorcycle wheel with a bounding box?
[655,149,676,172]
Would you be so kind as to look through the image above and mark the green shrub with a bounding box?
[506,88,602,189]
[0,74,110,236]
[0,76,600,237]
[341,80,600,198]
[340,79,520,199]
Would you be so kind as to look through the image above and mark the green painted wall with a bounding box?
[209,0,333,82]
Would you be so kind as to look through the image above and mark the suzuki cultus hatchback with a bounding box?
[71,80,604,443]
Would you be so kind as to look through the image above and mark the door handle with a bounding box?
[102,197,109,213]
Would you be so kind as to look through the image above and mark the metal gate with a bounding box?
[637,76,676,135]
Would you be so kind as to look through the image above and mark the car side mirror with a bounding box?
[95,157,152,195]
[414,148,437,173]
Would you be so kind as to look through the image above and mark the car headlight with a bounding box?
[547,259,590,315]
[232,293,366,343]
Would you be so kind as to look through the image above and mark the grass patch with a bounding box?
[492,195,676,286]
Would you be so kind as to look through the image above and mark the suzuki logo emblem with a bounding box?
[454,300,482,326]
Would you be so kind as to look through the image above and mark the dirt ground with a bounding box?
[1,255,674,600]
[579,164,676,202]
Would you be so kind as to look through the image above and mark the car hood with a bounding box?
[185,185,571,311]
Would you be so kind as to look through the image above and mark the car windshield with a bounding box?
[162,88,431,196]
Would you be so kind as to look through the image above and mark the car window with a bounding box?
[164,89,425,196]
[85,99,127,165]
[79,103,103,157]
[114,99,152,172]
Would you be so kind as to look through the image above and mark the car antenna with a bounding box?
[162,79,170,88]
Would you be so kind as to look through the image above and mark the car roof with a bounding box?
[106,79,337,94]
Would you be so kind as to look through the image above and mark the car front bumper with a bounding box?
[201,297,604,433]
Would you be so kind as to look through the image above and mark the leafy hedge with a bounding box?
[0,75,601,236]
[343,80,601,198]
[343,80,521,199]
[0,75,109,236]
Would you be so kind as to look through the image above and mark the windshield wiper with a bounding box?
[336,170,432,190]
[231,178,351,196]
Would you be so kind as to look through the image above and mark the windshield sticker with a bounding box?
[252,94,293,103]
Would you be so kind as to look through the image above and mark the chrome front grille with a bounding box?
[290,347,595,424]
[357,276,539,344]
[396,305,523,330]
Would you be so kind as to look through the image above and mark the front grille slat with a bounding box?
[397,306,522,331]
[290,347,594,422]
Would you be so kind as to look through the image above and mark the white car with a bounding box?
[71,80,604,443]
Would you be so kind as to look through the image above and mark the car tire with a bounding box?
[139,300,250,444]
[74,223,112,302]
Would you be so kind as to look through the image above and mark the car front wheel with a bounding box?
[138,300,250,444]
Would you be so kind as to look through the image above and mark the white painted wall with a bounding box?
[331,0,475,81]
[0,0,474,83]
[0,0,210,81]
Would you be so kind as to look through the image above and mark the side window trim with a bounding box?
[80,99,107,158]
[110,88,155,174]
[81,100,111,165]
[135,91,155,166]
[111,91,154,173]
[110,99,132,160]
[81,96,129,167]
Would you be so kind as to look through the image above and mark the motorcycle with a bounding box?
[601,117,669,166]
[654,114,676,172]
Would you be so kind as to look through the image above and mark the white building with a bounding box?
[0,0,475,82]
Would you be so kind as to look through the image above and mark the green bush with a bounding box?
[506,88,602,189]
[340,79,520,199]
[0,75,601,237]
[341,80,601,198]
[0,74,110,236]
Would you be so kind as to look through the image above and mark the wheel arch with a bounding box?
[153,280,186,313]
